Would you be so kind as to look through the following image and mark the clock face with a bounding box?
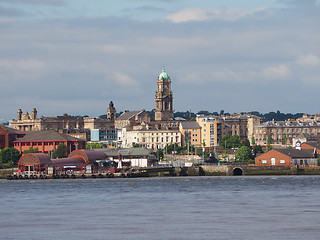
[296,142,301,146]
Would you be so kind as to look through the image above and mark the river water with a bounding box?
[1,176,320,240]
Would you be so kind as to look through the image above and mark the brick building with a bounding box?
[255,148,318,166]
[13,130,85,154]
[0,126,25,149]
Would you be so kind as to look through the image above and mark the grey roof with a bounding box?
[275,148,316,158]
[257,121,320,128]
[15,130,82,142]
[98,148,154,157]
[116,111,143,120]
[296,133,311,139]
[180,121,201,129]
[1,126,25,134]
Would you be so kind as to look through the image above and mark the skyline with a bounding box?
[1,0,320,122]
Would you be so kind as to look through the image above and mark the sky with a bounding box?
[0,0,319,122]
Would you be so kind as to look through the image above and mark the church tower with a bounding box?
[107,101,116,121]
[155,67,173,121]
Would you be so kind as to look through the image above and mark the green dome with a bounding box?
[158,67,168,80]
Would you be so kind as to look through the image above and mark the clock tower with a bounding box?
[155,67,173,121]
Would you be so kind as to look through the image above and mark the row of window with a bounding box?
[140,136,180,143]
[256,128,320,134]
[144,132,177,136]
[14,142,63,146]
[261,159,285,164]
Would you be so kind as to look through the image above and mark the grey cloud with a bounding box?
[1,0,64,6]
[0,4,319,121]
[124,6,165,13]
[0,6,25,16]
[278,0,318,7]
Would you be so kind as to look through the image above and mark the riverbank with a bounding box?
[3,165,320,179]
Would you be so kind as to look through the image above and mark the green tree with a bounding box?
[23,147,39,154]
[219,135,241,149]
[196,147,202,156]
[132,143,143,148]
[267,135,273,150]
[253,145,264,157]
[251,135,256,146]
[235,146,253,162]
[282,134,287,146]
[86,142,105,149]
[197,110,210,116]
[241,138,251,148]
[0,148,21,165]
[155,149,163,160]
[53,143,68,159]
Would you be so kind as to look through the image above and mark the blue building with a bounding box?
[90,129,117,143]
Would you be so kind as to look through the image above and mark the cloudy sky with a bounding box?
[0,0,319,122]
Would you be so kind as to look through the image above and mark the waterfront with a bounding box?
[1,176,320,240]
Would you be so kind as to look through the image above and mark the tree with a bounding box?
[53,143,68,159]
[235,146,253,162]
[86,142,105,149]
[282,134,287,146]
[253,145,264,157]
[0,148,21,165]
[241,138,251,148]
[23,147,39,154]
[132,143,143,148]
[197,110,210,116]
[155,149,163,160]
[251,135,256,146]
[267,135,273,150]
[219,135,241,149]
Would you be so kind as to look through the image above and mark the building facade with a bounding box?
[119,123,181,149]
[196,115,224,147]
[254,120,320,146]
[0,126,25,149]
[179,121,202,147]
[13,130,86,154]
[90,129,117,143]
[255,148,318,166]
[115,110,151,130]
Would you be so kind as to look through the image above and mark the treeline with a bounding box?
[244,111,304,122]
[193,110,304,122]
[96,109,304,122]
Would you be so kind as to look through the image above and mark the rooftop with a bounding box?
[15,130,82,142]
[116,110,145,121]
[180,121,201,129]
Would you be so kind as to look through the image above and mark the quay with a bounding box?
[6,165,320,180]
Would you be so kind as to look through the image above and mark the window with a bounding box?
[280,160,285,164]
[262,160,267,164]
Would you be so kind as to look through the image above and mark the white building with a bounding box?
[118,123,181,149]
